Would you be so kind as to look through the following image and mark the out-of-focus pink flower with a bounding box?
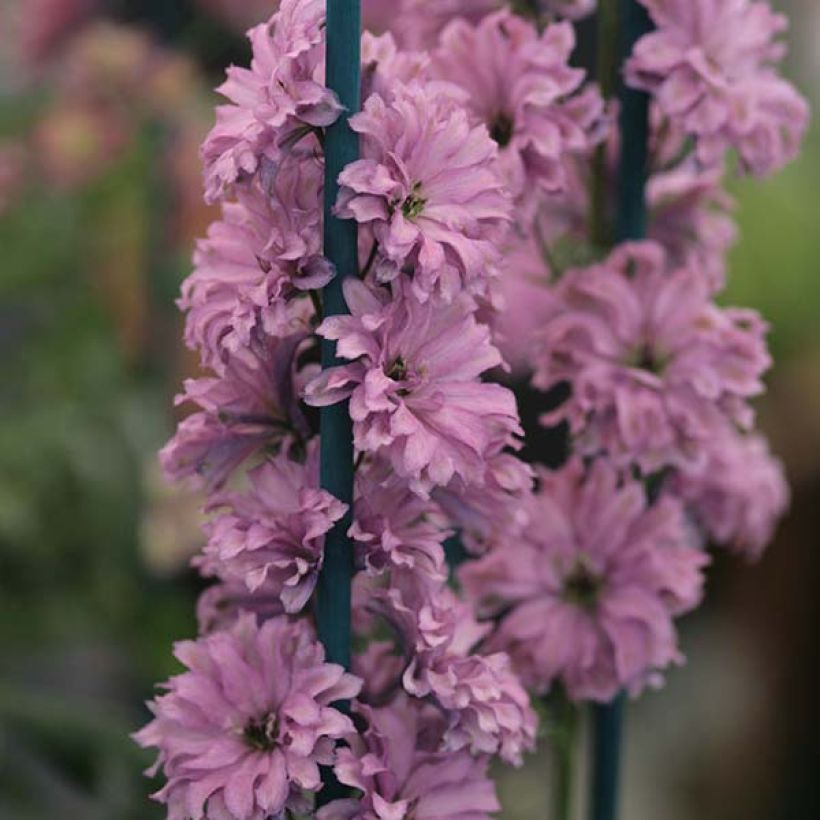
[648,163,737,292]
[18,0,96,67]
[201,0,341,202]
[160,331,312,490]
[134,614,361,820]
[396,0,500,49]
[199,442,347,612]
[336,83,510,301]
[360,31,430,102]
[670,427,789,561]
[304,279,521,495]
[352,462,450,579]
[626,0,809,176]
[460,459,708,701]
[533,241,771,473]
[318,695,500,819]
[433,12,602,196]
[182,155,329,367]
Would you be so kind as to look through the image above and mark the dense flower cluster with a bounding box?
[140,0,804,815]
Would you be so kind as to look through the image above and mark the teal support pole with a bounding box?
[318,0,361,680]
[589,3,652,820]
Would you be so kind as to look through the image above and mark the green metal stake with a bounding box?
[317,0,361,675]
[315,0,361,807]
[589,3,652,820]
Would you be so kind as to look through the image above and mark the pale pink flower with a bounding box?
[199,442,348,612]
[460,459,708,701]
[134,614,361,820]
[360,31,430,103]
[647,163,737,292]
[671,427,789,561]
[352,462,450,579]
[304,279,521,495]
[372,571,537,765]
[396,0,500,49]
[626,0,809,176]
[160,331,312,490]
[196,578,286,635]
[182,156,329,367]
[433,12,603,195]
[533,241,771,473]
[201,0,342,201]
[336,83,510,301]
[318,695,500,819]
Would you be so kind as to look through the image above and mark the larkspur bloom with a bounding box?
[160,330,312,490]
[371,571,537,765]
[196,577,286,635]
[199,442,347,613]
[135,614,361,820]
[533,241,771,473]
[318,696,500,819]
[360,31,430,103]
[433,12,603,196]
[647,164,737,292]
[670,426,789,561]
[182,156,328,366]
[304,278,521,495]
[352,462,450,579]
[201,0,341,202]
[460,459,708,701]
[336,82,510,300]
[395,0,500,49]
[626,0,809,176]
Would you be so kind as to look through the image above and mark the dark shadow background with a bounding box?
[0,1,817,817]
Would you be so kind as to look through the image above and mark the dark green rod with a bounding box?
[318,0,361,676]
[589,3,652,820]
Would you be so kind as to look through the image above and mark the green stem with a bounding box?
[589,0,620,249]
[548,688,580,820]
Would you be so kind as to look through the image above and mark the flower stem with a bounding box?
[547,688,579,820]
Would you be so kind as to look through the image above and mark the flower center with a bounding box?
[401,182,426,219]
[489,112,515,147]
[626,342,667,375]
[561,556,604,610]
[386,356,409,382]
[243,713,278,751]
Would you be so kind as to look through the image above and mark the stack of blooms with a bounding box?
[137,1,806,817]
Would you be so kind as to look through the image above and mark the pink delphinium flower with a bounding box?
[533,241,771,473]
[196,578,286,635]
[160,331,312,490]
[460,459,708,701]
[199,442,347,612]
[352,462,450,579]
[304,279,521,495]
[670,426,789,561]
[318,695,500,819]
[360,31,431,102]
[135,614,362,820]
[182,156,329,366]
[647,164,737,292]
[336,82,510,301]
[396,0,500,49]
[626,0,809,176]
[372,571,537,765]
[433,12,602,196]
[201,0,342,202]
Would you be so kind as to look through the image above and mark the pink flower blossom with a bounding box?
[372,571,537,765]
[460,459,708,701]
[199,442,348,612]
[352,462,450,579]
[201,0,342,202]
[196,578,286,635]
[318,695,500,819]
[670,427,789,561]
[182,155,329,367]
[433,12,602,196]
[360,31,431,103]
[134,614,361,820]
[336,83,510,300]
[160,331,312,490]
[304,279,521,494]
[533,241,771,473]
[396,0,500,49]
[647,164,737,292]
[626,0,809,176]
